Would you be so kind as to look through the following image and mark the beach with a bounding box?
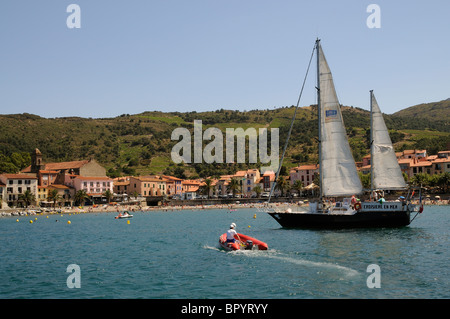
[1,197,447,218]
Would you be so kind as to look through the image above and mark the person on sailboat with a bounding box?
[373,191,379,202]
[351,195,357,207]
[226,223,241,244]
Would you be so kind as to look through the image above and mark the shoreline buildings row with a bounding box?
[0,148,449,208]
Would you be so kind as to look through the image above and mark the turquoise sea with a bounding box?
[0,205,448,300]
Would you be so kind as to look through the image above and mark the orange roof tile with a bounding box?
[290,164,319,172]
[1,174,37,179]
[74,176,113,181]
[234,170,247,177]
[162,175,183,181]
[114,182,129,186]
[44,160,89,170]
[410,161,432,167]
[39,170,59,174]
[48,184,70,189]
[432,158,450,163]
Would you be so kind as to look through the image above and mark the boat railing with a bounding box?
[258,205,309,214]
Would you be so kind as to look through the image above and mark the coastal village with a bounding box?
[0,147,449,211]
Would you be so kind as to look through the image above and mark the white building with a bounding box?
[0,174,38,207]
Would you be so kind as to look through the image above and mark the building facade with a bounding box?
[289,164,319,187]
[0,174,38,207]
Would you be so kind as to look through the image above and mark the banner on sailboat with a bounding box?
[325,109,338,122]
[362,202,403,211]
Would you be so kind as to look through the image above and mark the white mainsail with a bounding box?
[318,42,363,197]
[370,91,407,190]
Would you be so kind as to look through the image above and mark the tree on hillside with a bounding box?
[358,172,371,189]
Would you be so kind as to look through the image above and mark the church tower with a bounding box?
[31,148,44,173]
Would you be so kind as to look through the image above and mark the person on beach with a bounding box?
[226,223,241,243]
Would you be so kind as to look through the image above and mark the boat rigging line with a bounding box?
[267,41,317,203]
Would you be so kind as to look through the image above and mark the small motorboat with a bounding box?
[219,233,268,251]
[115,211,133,219]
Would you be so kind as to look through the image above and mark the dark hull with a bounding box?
[268,210,411,229]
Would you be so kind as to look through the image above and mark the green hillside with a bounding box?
[393,98,450,121]
[0,100,449,178]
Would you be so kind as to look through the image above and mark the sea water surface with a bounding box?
[0,206,448,299]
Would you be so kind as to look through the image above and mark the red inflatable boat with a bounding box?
[219,233,268,251]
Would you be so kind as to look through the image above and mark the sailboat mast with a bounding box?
[316,39,323,200]
[370,90,374,196]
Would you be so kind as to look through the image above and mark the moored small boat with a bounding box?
[218,233,268,251]
[115,211,133,219]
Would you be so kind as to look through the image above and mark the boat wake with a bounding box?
[204,245,359,277]
[267,254,360,277]
[203,245,223,252]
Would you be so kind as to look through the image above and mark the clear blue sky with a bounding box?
[1,0,449,118]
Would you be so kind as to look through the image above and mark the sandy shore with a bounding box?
[0,202,276,217]
[1,199,447,218]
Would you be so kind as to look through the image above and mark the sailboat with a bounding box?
[265,39,419,228]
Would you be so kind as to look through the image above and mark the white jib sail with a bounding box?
[371,92,407,190]
[318,43,363,196]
